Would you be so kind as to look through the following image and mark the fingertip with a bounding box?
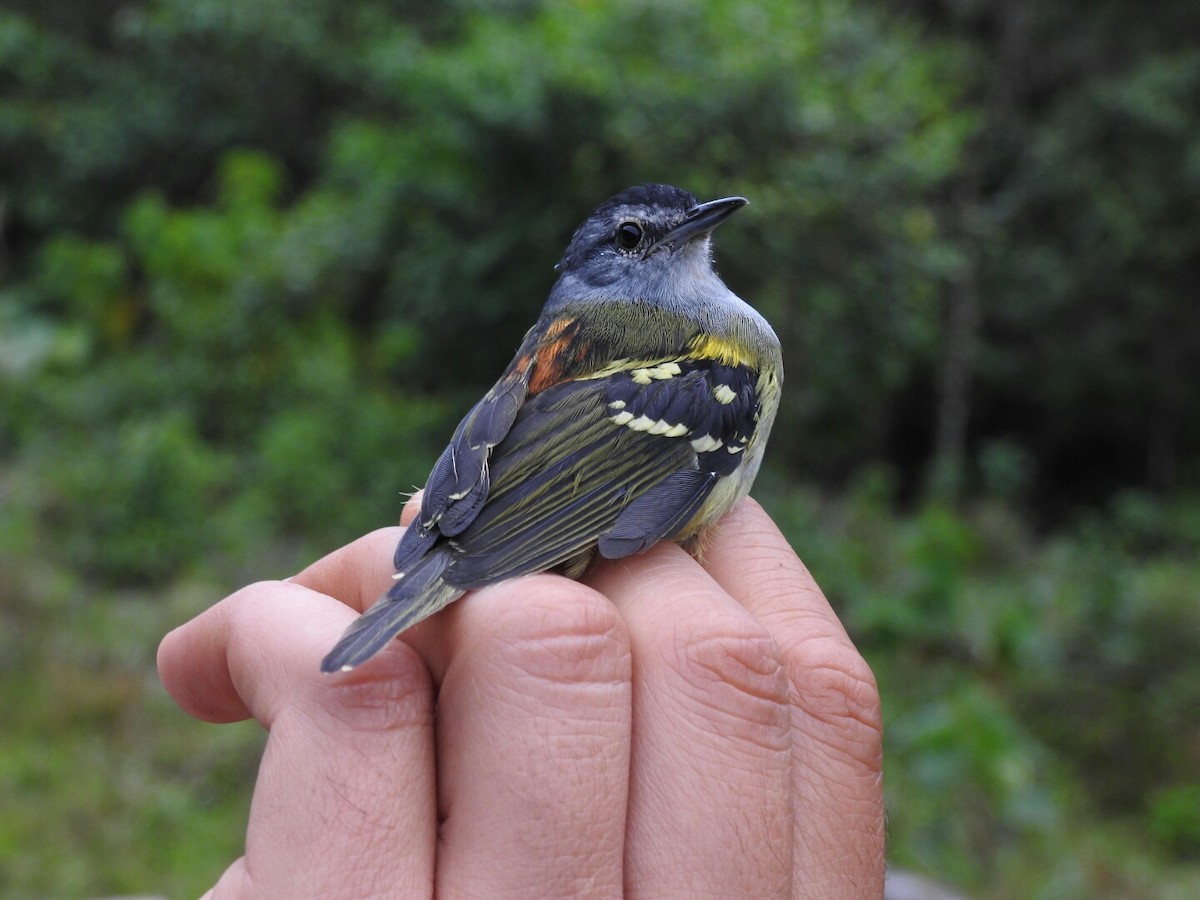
[470,574,631,666]
[584,540,707,611]
[409,573,631,685]
[157,600,250,724]
[290,527,403,612]
[710,496,789,552]
[732,494,768,520]
[704,498,818,587]
[220,581,367,725]
[156,624,188,704]
[400,489,424,526]
[158,579,369,726]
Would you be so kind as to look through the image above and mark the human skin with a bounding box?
[158,498,885,898]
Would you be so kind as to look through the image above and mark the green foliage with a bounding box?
[0,0,988,586]
[2,0,982,471]
[764,483,1200,897]
[0,579,259,899]
[1150,784,1200,860]
[48,412,234,582]
[5,144,450,584]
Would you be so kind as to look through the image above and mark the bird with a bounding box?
[322,183,783,672]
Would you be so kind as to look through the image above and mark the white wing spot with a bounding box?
[612,413,691,438]
[691,435,722,453]
[713,384,737,405]
[631,361,682,384]
[649,419,684,435]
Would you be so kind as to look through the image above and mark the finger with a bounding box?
[159,579,332,724]
[399,489,423,526]
[162,532,405,722]
[288,483,424,612]
[702,498,886,897]
[433,574,632,898]
[289,527,402,612]
[289,487,422,608]
[585,542,793,898]
[171,580,439,897]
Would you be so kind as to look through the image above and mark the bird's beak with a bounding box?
[646,196,748,257]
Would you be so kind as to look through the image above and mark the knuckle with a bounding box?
[788,637,883,770]
[673,618,791,750]
[487,578,632,693]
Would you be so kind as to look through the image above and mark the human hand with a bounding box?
[158,498,884,898]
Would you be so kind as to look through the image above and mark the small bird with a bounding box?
[322,183,783,672]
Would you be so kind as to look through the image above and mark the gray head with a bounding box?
[548,184,747,311]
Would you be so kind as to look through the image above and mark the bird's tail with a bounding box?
[320,548,464,673]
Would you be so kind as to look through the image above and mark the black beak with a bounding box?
[647,196,748,256]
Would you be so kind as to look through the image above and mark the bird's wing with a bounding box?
[393,315,591,571]
[390,354,534,572]
[421,370,530,535]
[441,358,761,587]
[326,355,761,672]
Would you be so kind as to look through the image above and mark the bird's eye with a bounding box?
[615,221,643,250]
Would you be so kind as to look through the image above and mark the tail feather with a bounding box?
[320,549,463,673]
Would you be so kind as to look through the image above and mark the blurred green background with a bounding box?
[1,0,1198,897]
